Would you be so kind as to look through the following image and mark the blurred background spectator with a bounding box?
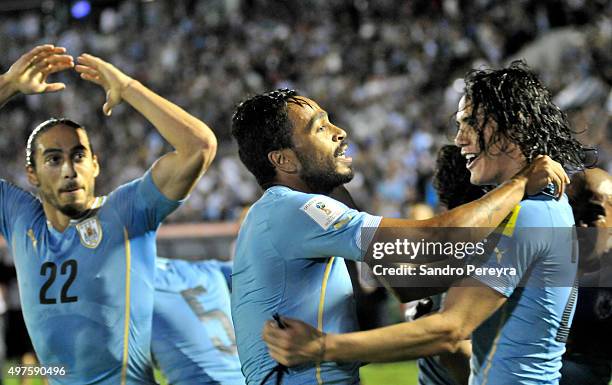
[0,0,609,222]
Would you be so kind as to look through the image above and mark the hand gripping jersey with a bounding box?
[152,257,244,385]
[0,170,181,384]
[231,186,381,385]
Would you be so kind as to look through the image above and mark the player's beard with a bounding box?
[58,203,88,218]
[295,149,354,194]
[39,188,89,218]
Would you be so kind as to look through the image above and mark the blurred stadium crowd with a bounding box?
[0,0,610,223]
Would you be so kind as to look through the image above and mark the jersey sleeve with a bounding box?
[0,179,38,242]
[469,203,551,297]
[269,192,381,262]
[108,169,183,231]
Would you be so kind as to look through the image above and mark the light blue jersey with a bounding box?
[152,257,244,385]
[469,194,578,385]
[231,186,381,385]
[0,171,180,384]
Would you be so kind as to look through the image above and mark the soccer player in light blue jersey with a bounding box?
[152,257,244,385]
[262,62,585,385]
[230,85,569,385]
[0,45,217,384]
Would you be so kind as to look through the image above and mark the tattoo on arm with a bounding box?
[475,196,501,225]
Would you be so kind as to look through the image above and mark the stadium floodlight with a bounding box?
[70,0,91,19]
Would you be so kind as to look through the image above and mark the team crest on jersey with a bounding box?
[76,217,103,248]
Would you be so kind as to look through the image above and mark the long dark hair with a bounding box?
[463,60,585,170]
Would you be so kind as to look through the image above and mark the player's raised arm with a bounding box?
[0,44,74,107]
[74,53,217,200]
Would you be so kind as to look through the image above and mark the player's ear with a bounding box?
[26,166,40,187]
[268,149,298,174]
[92,154,100,178]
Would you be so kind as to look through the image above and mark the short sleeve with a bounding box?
[269,191,381,262]
[0,179,38,241]
[469,204,549,297]
[108,169,183,231]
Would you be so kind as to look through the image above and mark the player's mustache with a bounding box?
[59,182,82,192]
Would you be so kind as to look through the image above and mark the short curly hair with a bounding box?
[231,89,311,187]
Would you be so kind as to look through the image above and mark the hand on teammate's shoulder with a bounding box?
[516,155,570,200]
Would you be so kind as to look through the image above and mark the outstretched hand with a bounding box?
[75,53,133,116]
[2,44,73,95]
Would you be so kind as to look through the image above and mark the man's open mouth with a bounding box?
[464,153,480,168]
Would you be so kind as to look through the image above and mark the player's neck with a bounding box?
[268,176,313,193]
[42,204,72,232]
[496,146,527,186]
[496,162,528,186]
[42,199,95,232]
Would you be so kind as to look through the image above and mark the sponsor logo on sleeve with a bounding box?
[301,196,347,230]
